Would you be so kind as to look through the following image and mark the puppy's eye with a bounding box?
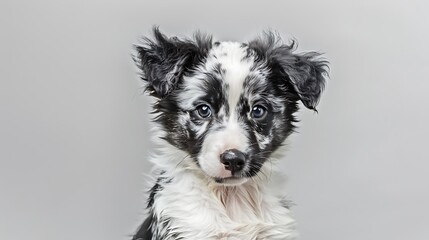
[251,105,267,120]
[197,104,212,118]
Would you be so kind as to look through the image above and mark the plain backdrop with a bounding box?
[1,0,428,239]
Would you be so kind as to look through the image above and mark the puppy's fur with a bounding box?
[132,28,328,240]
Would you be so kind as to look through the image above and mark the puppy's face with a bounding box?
[135,29,328,185]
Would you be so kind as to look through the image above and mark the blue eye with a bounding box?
[197,104,212,118]
[251,105,267,120]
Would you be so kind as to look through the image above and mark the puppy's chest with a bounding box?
[215,187,266,223]
[151,176,296,239]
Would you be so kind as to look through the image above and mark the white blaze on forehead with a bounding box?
[177,42,255,113]
[212,42,254,117]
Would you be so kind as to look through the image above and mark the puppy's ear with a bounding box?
[249,32,329,111]
[133,27,212,98]
[275,50,329,111]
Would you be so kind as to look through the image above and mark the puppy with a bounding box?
[132,28,328,240]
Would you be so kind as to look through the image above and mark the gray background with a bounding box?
[1,0,428,239]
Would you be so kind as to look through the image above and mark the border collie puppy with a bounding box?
[132,28,328,240]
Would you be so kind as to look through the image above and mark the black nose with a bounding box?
[220,149,246,173]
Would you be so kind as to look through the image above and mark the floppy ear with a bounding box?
[274,50,328,111]
[133,27,212,98]
[249,32,329,111]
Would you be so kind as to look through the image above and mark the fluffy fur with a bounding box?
[132,27,328,240]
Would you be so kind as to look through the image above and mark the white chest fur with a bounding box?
[150,168,297,240]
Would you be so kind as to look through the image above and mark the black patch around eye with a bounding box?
[199,73,228,114]
[241,96,274,128]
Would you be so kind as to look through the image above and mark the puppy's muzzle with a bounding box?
[220,149,245,174]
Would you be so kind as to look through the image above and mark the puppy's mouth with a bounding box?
[213,176,248,186]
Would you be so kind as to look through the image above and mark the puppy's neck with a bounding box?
[210,180,266,221]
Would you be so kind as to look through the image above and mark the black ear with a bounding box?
[249,32,329,111]
[133,27,212,98]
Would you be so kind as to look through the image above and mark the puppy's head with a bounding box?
[134,28,328,185]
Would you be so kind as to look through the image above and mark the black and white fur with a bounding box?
[132,28,328,240]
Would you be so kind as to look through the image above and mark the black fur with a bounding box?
[147,171,169,209]
[134,27,212,98]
